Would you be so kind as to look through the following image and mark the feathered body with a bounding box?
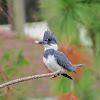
[43,49,73,73]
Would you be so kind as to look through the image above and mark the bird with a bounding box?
[35,30,85,80]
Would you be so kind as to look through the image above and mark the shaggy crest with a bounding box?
[43,30,57,43]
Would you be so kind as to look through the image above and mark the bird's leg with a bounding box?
[50,70,61,79]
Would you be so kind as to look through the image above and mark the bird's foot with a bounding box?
[50,72,61,79]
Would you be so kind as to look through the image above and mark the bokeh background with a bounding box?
[0,0,100,100]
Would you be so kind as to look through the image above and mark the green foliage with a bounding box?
[51,70,100,100]
[1,49,30,78]
[16,50,29,66]
[74,70,99,100]
[51,77,71,94]
[40,0,93,43]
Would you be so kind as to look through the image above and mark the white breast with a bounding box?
[43,55,66,73]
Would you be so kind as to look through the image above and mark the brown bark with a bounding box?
[89,29,96,54]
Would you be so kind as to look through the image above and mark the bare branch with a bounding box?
[0,70,61,89]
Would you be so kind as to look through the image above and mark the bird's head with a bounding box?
[35,30,58,50]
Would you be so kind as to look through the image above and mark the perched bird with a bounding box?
[35,30,85,80]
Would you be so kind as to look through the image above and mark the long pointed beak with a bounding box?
[35,41,47,44]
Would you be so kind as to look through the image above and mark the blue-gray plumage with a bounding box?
[35,30,85,80]
[43,31,57,44]
[44,49,74,71]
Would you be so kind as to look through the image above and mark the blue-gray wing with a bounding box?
[54,51,74,72]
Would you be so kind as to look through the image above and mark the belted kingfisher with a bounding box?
[35,30,85,79]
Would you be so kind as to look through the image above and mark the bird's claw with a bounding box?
[50,72,61,79]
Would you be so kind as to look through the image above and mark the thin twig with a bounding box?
[0,70,61,89]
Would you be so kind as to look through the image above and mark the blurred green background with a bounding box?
[0,0,100,100]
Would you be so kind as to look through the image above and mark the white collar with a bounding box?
[44,44,58,51]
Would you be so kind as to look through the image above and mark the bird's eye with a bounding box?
[48,39,51,41]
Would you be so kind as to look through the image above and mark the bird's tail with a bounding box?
[72,64,85,76]
[73,64,85,69]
